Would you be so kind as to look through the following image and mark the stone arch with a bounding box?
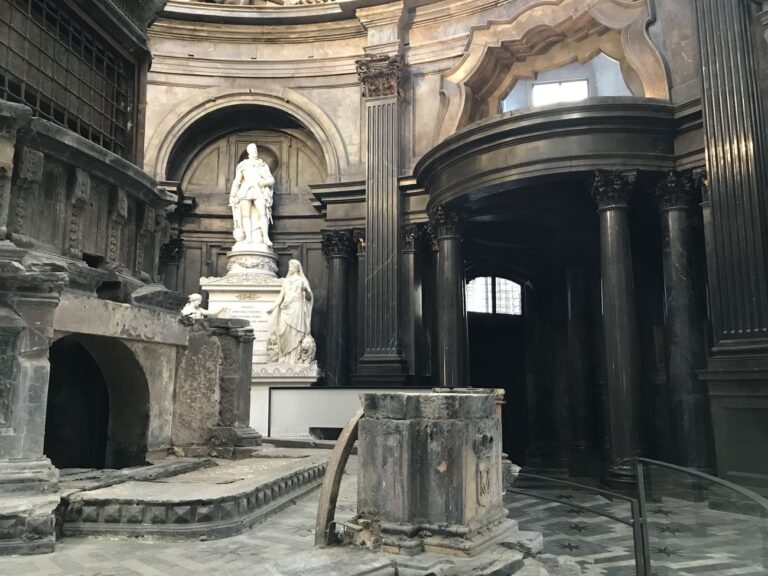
[435,0,669,143]
[150,90,349,183]
[46,334,150,469]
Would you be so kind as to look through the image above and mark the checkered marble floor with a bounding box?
[504,486,768,576]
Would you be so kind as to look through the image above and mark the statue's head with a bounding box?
[188,293,202,306]
[246,143,258,158]
[288,259,302,275]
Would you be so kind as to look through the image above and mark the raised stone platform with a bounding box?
[60,450,328,540]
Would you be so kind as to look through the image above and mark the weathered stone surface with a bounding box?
[361,391,496,421]
[357,391,517,557]
[173,322,222,446]
[61,454,328,540]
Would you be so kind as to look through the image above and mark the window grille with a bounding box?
[0,0,136,158]
[466,276,523,316]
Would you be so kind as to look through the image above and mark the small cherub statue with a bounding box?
[181,293,211,319]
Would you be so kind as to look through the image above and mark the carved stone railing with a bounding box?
[0,100,176,294]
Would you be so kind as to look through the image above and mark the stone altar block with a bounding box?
[357,390,516,557]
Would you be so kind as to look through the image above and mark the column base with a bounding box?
[0,458,58,494]
[602,460,638,493]
[0,459,60,556]
[353,354,409,386]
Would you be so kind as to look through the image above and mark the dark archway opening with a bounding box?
[44,334,150,470]
[44,338,109,469]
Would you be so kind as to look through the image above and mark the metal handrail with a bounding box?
[635,457,768,511]
[508,472,649,576]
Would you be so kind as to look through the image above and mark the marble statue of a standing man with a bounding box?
[229,143,275,247]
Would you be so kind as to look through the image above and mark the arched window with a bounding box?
[501,53,631,113]
[466,277,523,316]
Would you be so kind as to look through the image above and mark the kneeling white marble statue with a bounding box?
[267,259,316,364]
[181,293,210,319]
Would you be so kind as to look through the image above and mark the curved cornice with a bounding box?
[415,97,675,208]
[149,15,366,43]
[435,0,670,142]
[162,0,391,25]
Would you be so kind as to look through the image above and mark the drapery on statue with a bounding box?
[267,259,316,364]
[229,143,275,247]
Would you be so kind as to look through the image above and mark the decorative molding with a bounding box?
[656,170,697,211]
[427,205,461,240]
[436,0,669,143]
[13,148,44,238]
[355,53,403,99]
[693,167,709,205]
[66,168,91,259]
[226,254,278,276]
[135,206,157,276]
[353,228,366,255]
[252,362,320,379]
[321,229,356,258]
[402,223,427,252]
[200,273,282,286]
[107,188,128,264]
[591,170,637,211]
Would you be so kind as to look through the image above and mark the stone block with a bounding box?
[196,505,215,523]
[102,505,122,523]
[219,500,237,519]
[170,506,192,524]
[122,505,144,524]
[357,391,509,557]
[81,505,100,523]
[148,506,167,524]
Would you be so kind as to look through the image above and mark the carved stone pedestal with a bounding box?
[201,249,319,438]
[356,390,529,557]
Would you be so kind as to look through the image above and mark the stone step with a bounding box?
[59,454,328,540]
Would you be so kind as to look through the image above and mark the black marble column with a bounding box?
[322,230,356,387]
[566,267,597,476]
[402,224,426,383]
[355,54,407,381]
[656,171,714,471]
[428,206,468,389]
[591,170,642,488]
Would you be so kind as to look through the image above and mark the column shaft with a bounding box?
[322,230,355,387]
[355,54,407,380]
[592,171,641,487]
[657,171,714,470]
[695,0,768,346]
[429,206,468,389]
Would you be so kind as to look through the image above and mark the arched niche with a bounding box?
[436,0,669,142]
[151,91,348,184]
[45,334,150,469]
[181,128,327,202]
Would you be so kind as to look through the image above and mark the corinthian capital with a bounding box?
[322,229,356,258]
[656,170,697,211]
[355,53,403,99]
[428,205,461,240]
[591,170,637,210]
